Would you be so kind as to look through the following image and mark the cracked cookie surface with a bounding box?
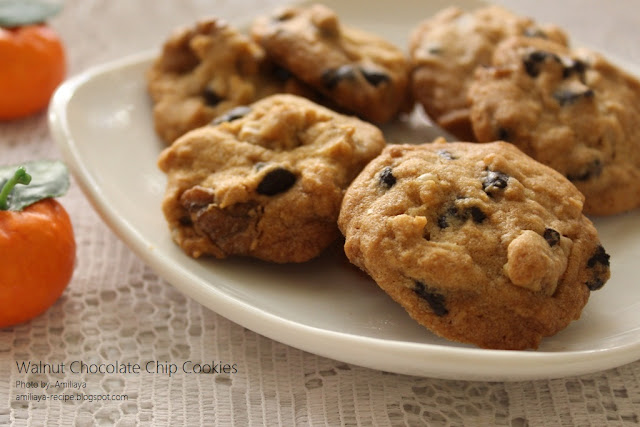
[338,140,609,349]
[158,94,386,263]
[469,37,640,215]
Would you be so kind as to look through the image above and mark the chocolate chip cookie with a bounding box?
[409,5,568,140]
[147,18,313,144]
[158,94,386,263]
[469,37,640,215]
[251,4,411,124]
[338,139,610,350]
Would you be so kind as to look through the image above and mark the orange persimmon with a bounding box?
[0,198,76,327]
[0,23,66,120]
[0,162,76,328]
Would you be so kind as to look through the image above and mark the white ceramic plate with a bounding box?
[49,0,640,381]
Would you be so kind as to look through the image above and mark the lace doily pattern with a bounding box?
[1,0,639,425]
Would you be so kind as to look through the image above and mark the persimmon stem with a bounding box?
[0,167,31,210]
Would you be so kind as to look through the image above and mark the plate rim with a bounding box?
[48,46,640,383]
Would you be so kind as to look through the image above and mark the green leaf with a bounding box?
[0,0,61,28]
[0,160,69,211]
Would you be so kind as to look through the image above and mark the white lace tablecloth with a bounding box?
[1,0,639,425]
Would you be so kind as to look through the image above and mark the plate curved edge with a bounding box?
[47,50,640,382]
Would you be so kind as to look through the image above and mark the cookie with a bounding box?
[469,36,640,215]
[251,4,411,124]
[158,94,386,263]
[338,139,610,350]
[409,6,568,140]
[147,18,314,144]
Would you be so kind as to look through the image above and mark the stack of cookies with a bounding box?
[146,4,637,350]
[410,5,640,216]
[147,4,411,145]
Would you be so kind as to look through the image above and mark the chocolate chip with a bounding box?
[497,127,510,142]
[211,106,252,125]
[379,166,396,188]
[567,159,603,182]
[482,170,509,195]
[437,205,459,229]
[321,65,356,90]
[256,168,297,196]
[586,277,606,291]
[360,67,390,87]
[469,206,487,224]
[437,150,457,160]
[413,281,448,316]
[523,50,549,77]
[584,245,610,291]
[202,88,223,106]
[553,88,594,106]
[587,245,610,268]
[427,45,443,55]
[438,205,486,227]
[523,50,566,78]
[543,228,560,247]
[562,59,588,79]
[273,66,293,82]
[437,213,450,229]
[178,216,193,226]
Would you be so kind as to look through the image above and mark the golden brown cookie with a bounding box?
[158,94,386,263]
[409,6,568,140]
[147,18,312,144]
[469,37,640,215]
[251,4,411,124]
[338,139,610,350]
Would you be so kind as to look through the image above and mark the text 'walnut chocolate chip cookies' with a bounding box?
[338,140,610,350]
[158,94,385,263]
[251,4,411,124]
[468,37,640,216]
